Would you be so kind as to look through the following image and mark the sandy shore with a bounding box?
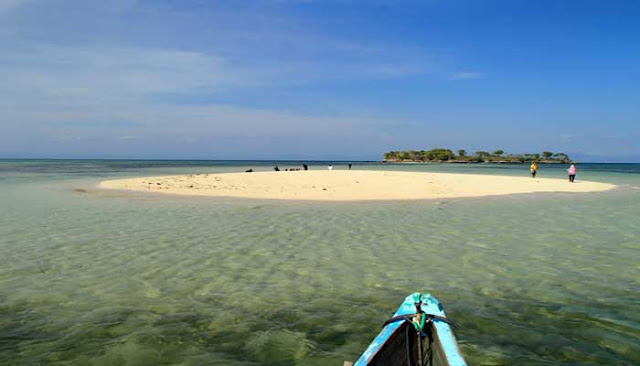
[98,170,616,201]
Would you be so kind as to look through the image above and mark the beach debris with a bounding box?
[73,188,87,193]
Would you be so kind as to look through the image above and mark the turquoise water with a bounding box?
[1,160,639,365]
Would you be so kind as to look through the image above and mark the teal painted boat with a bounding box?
[352,293,467,366]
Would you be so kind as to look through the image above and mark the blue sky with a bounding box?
[1,0,639,161]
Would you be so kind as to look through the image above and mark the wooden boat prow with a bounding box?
[353,292,467,366]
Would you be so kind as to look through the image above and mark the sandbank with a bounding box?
[98,171,616,201]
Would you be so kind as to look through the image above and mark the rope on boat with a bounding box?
[382,313,457,329]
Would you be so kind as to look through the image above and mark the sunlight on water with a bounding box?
[0,161,639,365]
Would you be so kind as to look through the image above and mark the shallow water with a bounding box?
[1,160,639,365]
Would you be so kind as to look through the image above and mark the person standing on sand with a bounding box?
[530,161,538,178]
[567,164,577,182]
[328,164,333,171]
[348,163,352,170]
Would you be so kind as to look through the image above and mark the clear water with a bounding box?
[1,160,639,365]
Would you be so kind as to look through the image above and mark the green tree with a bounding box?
[384,151,400,160]
[457,149,467,157]
[492,149,504,156]
[475,151,490,158]
[542,151,553,159]
[553,153,569,162]
[425,148,454,161]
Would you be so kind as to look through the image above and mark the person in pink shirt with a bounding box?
[567,164,577,182]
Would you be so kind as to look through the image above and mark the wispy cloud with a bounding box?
[0,0,505,159]
[363,64,427,77]
[0,39,435,105]
[450,71,486,80]
[0,95,407,158]
[0,0,31,13]
[0,44,235,97]
[560,134,573,142]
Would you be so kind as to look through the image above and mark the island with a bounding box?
[383,148,570,163]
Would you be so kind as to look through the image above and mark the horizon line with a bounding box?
[1,157,638,164]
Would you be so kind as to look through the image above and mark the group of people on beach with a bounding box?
[530,161,577,182]
[270,163,352,172]
[270,164,308,172]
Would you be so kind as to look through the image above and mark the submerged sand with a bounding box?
[98,170,616,201]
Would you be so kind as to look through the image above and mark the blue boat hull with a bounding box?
[354,293,467,366]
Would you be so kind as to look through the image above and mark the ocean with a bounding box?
[1,160,638,365]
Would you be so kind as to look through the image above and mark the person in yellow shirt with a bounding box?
[530,161,538,178]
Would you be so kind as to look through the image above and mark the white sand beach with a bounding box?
[98,170,616,201]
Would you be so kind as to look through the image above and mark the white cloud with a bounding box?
[0,96,403,159]
[450,71,485,80]
[0,44,234,98]
[0,0,491,159]
[0,0,31,13]
[363,64,426,77]
[0,39,440,111]
[0,40,417,156]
